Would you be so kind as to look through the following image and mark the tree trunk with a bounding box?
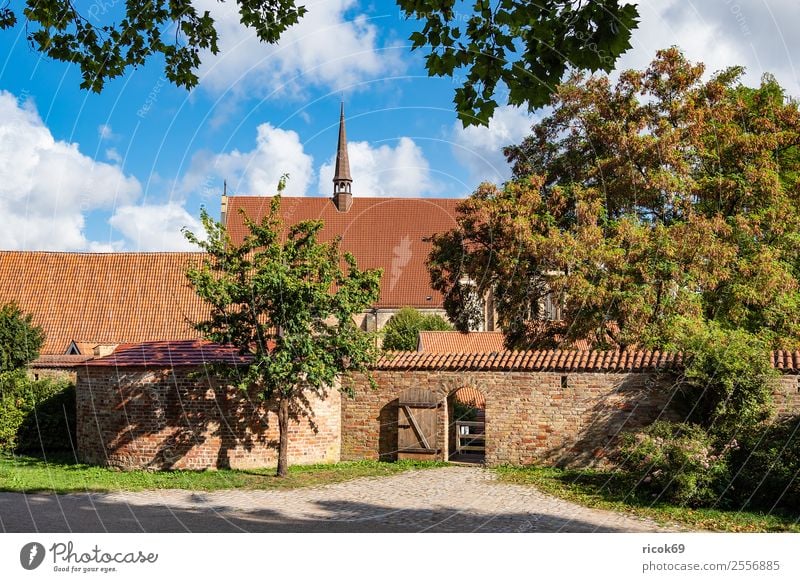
[276,395,289,477]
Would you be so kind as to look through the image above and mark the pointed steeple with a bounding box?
[333,102,353,212]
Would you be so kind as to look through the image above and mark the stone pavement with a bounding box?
[0,466,680,533]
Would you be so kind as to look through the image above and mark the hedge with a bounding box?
[0,370,76,454]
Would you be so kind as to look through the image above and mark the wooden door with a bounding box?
[397,388,439,460]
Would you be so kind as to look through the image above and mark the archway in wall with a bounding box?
[447,386,486,463]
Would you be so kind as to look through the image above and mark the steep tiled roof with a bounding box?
[225,196,461,308]
[85,339,253,368]
[378,350,684,372]
[418,331,506,353]
[0,251,208,354]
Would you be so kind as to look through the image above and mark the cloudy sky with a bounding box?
[0,0,798,251]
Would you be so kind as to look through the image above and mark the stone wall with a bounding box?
[341,369,683,467]
[76,366,341,470]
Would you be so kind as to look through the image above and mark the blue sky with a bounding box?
[1,0,799,251]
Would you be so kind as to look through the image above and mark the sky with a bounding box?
[1,0,799,252]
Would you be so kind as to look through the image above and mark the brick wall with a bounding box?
[342,370,681,467]
[342,370,800,468]
[77,366,340,470]
[774,375,800,416]
[75,360,800,471]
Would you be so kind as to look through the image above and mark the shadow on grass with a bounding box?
[0,454,450,495]
[495,465,800,533]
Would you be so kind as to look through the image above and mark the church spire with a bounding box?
[333,102,353,212]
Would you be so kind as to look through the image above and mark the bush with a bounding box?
[726,415,800,513]
[0,370,76,454]
[382,307,453,351]
[674,322,777,439]
[620,421,731,507]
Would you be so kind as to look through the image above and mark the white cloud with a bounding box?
[105,148,122,164]
[0,91,141,251]
[317,137,438,197]
[195,0,403,99]
[109,202,205,251]
[98,123,116,140]
[616,0,800,97]
[450,105,537,185]
[182,122,314,197]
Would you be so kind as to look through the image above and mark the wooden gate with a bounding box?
[397,388,440,460]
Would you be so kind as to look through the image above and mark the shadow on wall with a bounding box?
[378,398,399,462]
[541,372,681,468]
[78,367,326,470]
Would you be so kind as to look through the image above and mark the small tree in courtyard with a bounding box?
[382,307,453,351]
[0,302,45,373]
[183,181,382,477]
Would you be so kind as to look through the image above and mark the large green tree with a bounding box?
[429,48,800,349]
[0,302,45,373]
[183,182,382,477]
[0,0,638,125]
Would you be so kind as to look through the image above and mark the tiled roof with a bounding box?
[772,350,800,372]
[74,342,800,373]
[418,331,506,353]
[0,251,208,354]
[30,354,94,368]
[225,196,461,309]
[452,386,486,408]
[378,350,684,372]
[85,339,253,368]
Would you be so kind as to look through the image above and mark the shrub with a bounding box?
[0,302,45,373]
[0,370,76,454]
[726,415,800,513]
[674,321,777,439]
[382,307,453,351]
[620,421,731,507]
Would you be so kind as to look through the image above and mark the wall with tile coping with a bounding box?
[341,370,800,467]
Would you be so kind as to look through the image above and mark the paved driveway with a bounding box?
[0,466,678,533]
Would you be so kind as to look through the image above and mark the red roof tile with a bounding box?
[225,196,461,309]
[79,342,800,373]
[0,251,208,354]
[418,331,506,353]
[30,354,94,368]
[377,350,685,372]
[85,340,252,368]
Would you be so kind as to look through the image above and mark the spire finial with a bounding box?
[333,102,353,211]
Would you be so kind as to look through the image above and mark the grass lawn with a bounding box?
[0,454,446,494]
[495,465,800,533]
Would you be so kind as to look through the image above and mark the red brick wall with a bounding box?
[341,370,683,467]
[774,375,800,416]
[77,367,340,470]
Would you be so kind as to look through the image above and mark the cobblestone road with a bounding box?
[0,466,680,533]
